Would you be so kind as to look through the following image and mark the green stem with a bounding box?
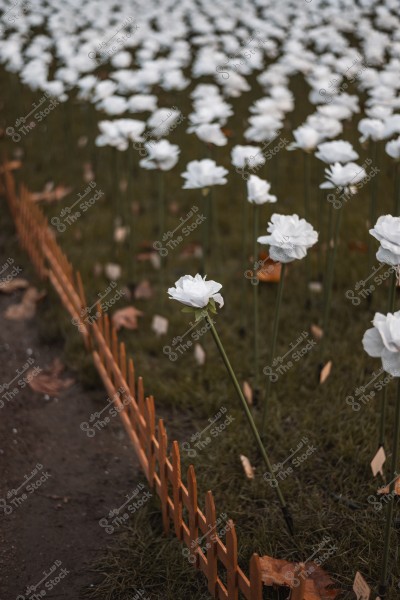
[261,262,286,435]
[204,313,293,535]
[158,171,165,300]
[241,191,249,332]
[321,204,343,360]
[253,204,259,393]
[304,152,312,298]
[395,163,400,217]
[379,379,400,598]
[379,271,397,448]
[369,141,378,267]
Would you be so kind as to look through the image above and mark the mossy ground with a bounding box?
[1,65,400,599]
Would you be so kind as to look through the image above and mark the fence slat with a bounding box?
[226,520,238,599]
[157,419,169,533]
[206,491,218,597]
[172,441,183,540]
[250,554,262,600]
[187,465,199,568]
[290,563,306,600]
[145,396,156,487]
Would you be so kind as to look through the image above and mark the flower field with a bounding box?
[1,0,400,598]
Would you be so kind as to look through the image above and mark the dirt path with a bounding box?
[0,275,142,599]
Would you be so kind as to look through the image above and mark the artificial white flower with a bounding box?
[189,123,227,146]
[288,125,321,152]
[168,274,224,309]
[247,176,277,205]
[181,159,228,189]
[139,140,180,171]
[315,141,359,164]
[358,118,385,143]
[370,215,400,266]
[320,162,367,193]
[363,311,400,377]
[386,137,400,160]
[231,146,266,169]
[257,213,318,263]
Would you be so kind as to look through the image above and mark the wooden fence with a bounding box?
[1,161,308,600]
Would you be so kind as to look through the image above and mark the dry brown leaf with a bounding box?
[243,381,253,405]
[259,554,340,599]
[114,226,130,243]
[240,454,255,479]
[194,343,206,366]
[179,243,203,259]
[31,185,72,204]
[28,358,74,397]
[257,255,282,283]
[134,280,153,300]
[4,287,45,320]
[320,360,332,384]
[169,201,179,214]
[377,477,400,496]
[348,240,368,254]
[311,325,323,340]
[112,306,144,331]
[152,315,168,336]
[309,281,323,293]
[0,278,29,294]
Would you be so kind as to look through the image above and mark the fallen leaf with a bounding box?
[377,477,400,496]
[179,243,203,259]
[194,343,206,365]
[31,185,72,204]
[240,454,255,479]
[134,280,153,300]
[77,136,88,148]
[114,226,130,243]
[257,256,281,283]
[119,178,128,193]
[28,358,74,397]
[348,240,368,254]
[259,554,340,599]
[4,287,45,320]
[311,325,323,340]
[309,281,323,293]
[152,315,168,336]
[243,381,253,405]
[112,306,144,331]
[169,201,179,214]
[105,263,122,280]
[131,200,141,215]
[0,278,29,294]
[320,361,332,384]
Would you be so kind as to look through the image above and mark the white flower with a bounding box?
[383,115,400,139]
[320,162,367,193]
[315,141,359,164]
[257,213,318,263]
[288,125,321,152]
[189,123,227,146]
[147,108,181,138]
[247,176,277,205]
[244,114,283,143]
[306,115,343,140]
[370,215,400,266]
[168,274,224,309]
[358,118,385,143]
[363,311,400,377]
[231,146,265,169]
[139,140,180,171]
[181,159,228,189]
[386,137,400,160]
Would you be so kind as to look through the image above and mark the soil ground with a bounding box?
[0,254,143,599]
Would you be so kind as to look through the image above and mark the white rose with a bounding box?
[139,140,180,171]
[257,213,318,263]
[168,274,224,309]
[315,140,359,164]
[247,175,277,205]
[370,215,400,266]
[363,311,400,377]
[181,159,228,189]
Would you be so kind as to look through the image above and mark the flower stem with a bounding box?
[253,204,259,394]
[368,141,378,268]
[158,171,165,301]
[204,313,294,536]
[395,162,400,217]
[261,262,286,436]
[321,204,343,360]
[202,188,210,274]
[378,379,400,599]
[378,271,397,448]
[241,191,249,333]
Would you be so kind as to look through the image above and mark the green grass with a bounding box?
[1,65,400,599]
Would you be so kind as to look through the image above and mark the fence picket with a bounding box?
[172,441,183,540]
[205,491,218,597]
[226,520,238,599]
[187,465,199,568]
[145,396,156,487]
[250,554,262,600]
[157,419,169,533]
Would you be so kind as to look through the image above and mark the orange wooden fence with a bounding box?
[1,161,308,600]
